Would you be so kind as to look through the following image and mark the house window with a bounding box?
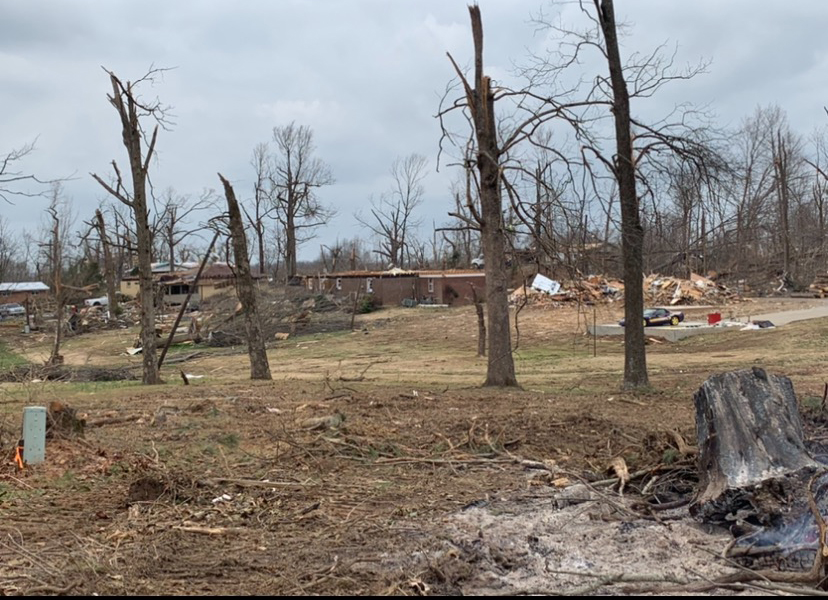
[428,278,434,293]
[366,278,373,293]
[167,284,190,296]
[336,278,342,291]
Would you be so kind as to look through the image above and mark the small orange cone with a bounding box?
[14,443,24,470]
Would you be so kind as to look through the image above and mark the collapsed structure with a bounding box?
[511,272,741,307]
[120,263,264,306]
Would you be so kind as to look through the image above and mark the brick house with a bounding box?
[306,269,486,307]
[0,282,50,304]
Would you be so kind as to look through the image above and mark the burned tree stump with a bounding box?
[692,367,828,572]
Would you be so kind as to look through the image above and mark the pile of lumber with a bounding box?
[809,273,828,297]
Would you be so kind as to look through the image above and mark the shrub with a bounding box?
[358,295,380,313]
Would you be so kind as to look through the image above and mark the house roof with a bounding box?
[417,270,485,278]
[314,269,484,279]
[318,270,416,278]
[0,282,50,293]
[183,263,263,280]
[123,263,263,282]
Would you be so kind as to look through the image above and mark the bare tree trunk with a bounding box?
[258,222,266,274]
[467,5,517,387]
[286,211,297,282]
[470,283,486,357]
[595,0,648,389]
[136,204,160,383]
[95,209,119,318]
[168,223,175,272]
[774,131,792,276]
[91,70,163,385]
[220,174,272,380]
[47,205,64,367]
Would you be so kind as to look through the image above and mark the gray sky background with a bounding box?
[2,0,828,260]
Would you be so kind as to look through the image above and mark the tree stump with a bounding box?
[692,367,828,571]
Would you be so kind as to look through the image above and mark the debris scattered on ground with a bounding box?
[0,365,138,383]
[740,320,775,330]
[511,272,740,307]
[202,287,353,347]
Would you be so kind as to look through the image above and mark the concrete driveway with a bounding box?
[589,300,828,341]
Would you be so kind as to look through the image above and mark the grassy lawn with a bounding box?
[0,340,26,369]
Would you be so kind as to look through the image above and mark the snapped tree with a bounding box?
[94,209,120,317]
[218,174,272,381]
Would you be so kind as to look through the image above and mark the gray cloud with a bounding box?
[2,0,827,259]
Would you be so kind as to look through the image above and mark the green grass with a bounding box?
[513,347,591,362]
[0,341,26,369]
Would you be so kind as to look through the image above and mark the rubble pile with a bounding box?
[509,274,623,307]
[643,273,739,305]
[510,272,740,307]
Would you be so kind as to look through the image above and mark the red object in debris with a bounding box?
[708,312,722,325]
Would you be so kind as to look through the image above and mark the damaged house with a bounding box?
[120,263,263,306]
[306,269,486,307]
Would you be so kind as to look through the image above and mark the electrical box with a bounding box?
[22,406,47,464]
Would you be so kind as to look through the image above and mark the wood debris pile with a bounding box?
[202,289,353,346]
[809,273,828,297]
[643,272,739,306]
[510,272,740,307]
[509,275,623,306]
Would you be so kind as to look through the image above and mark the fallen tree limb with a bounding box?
[200,477,311,488]
[668,429,698,456]
[174,525,230,535]
[87,415,143,428]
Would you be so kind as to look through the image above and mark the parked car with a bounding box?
[470,256,512,269]
[619,308,684,327]
[84,295,109,307]
[0,303,25,317]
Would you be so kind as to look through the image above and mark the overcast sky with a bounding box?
[3,0,828,260]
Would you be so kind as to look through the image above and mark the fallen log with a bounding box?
[691,367,828,573]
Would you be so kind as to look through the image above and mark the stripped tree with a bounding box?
[91,67,171,385]
[439,6,517,387]
[94,209,119,317]
[44,185,69,366]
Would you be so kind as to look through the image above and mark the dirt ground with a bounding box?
[2,297,828,595]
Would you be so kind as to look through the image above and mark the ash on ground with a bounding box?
[375,486,750,596]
